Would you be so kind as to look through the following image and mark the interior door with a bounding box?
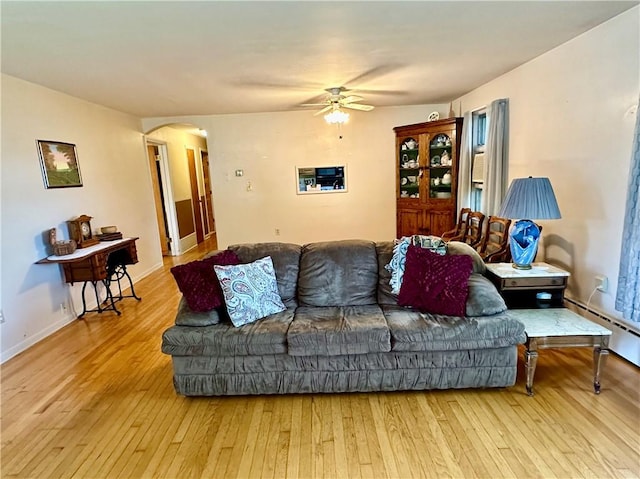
[146,144,170,255]
[186,148,205,244]
[200,150,215,234]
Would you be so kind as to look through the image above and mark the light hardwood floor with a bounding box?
[2,237,639,479]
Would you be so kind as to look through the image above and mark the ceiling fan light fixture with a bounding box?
[324,109,349,125]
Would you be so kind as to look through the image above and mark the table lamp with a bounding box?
[497,176,561,269]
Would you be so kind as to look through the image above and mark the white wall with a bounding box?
[142,104,449,248]
[1,74,163,362]
[454,9,639,330]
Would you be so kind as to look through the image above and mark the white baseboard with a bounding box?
[1,313,77,363]
[564,297,640,367]
[0,261,165,364]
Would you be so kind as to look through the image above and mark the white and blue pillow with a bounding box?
[214,256,286,327]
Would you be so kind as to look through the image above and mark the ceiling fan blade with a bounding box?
[313,105,333,116]
[300,102,329,107]
[233,79,325,91]
[342,103,374,112]
[300,92,329,106]
[342,65,403,87]
[349,88,408,97]
[340,95,364,104]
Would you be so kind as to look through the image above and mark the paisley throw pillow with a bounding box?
[214,256,286,327]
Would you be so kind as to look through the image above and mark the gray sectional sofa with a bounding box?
[161,239,526,396]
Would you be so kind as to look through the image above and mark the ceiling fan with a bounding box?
[301,87,375,117]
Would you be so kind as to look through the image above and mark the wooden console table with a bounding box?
[37,237,141,317]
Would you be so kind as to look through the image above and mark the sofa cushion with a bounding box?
[298,240,378,306]
[162,308,295,356]
[228,242,301,308]
[446,241,486,274]
[382,305,526,352]
[214,256,286,327]
[466,274,507,316]
[174,297,223,327]
[287,305,391,356]
[398,246,473,317]
[376,241,397,305]
[170,249,241,312]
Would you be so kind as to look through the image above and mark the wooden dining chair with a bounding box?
[461,211,486,247]
[476,216,512,263]
[441,208,471,241]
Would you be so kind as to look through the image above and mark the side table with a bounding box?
[485,262,570,308]
[508,308,612,396]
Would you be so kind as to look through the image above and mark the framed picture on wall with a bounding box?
[37,140,83,188]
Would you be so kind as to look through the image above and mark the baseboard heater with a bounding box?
[564,297,640,338]
[563,296,640,367]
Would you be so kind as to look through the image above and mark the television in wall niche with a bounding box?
[296,165,347,194]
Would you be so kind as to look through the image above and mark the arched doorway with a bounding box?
[144,123,214,256]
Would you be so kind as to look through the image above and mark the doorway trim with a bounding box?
[145,139,181,256]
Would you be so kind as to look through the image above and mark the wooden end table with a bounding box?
[485,262,570,308]
[508,308,612,396]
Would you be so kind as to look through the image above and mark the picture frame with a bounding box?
[37,140,83,188]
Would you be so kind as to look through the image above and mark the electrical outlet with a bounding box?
[0,309,4,324]
[60,302,69,316]
[595,275,608,293]
[275,228,280,236]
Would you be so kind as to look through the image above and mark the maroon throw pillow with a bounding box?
[170,250,240,312]
[398,245,473,316]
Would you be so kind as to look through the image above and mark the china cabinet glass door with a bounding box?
[398,137,421,200]
[428,133,453,199]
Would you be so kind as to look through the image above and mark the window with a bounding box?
[475,112,487,148]
[470,110,487,211]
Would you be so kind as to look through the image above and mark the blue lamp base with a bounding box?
[509,219,540,269]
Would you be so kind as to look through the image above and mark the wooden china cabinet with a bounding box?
[393,117,463,238]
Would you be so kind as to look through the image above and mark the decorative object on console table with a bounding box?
[97,225,122,241]
[497,177,561,269]
[485,262,569,309]
[48,227,77,256]
[67,214,99,248]
[97,232,123,241]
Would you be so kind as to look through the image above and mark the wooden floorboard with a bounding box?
[2,235,639,478]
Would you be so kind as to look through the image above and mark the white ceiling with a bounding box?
[2,1,637,118]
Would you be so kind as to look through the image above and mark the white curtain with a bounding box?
[615,97,640,322]
[482,99,509,215]
[456,111,473,210]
